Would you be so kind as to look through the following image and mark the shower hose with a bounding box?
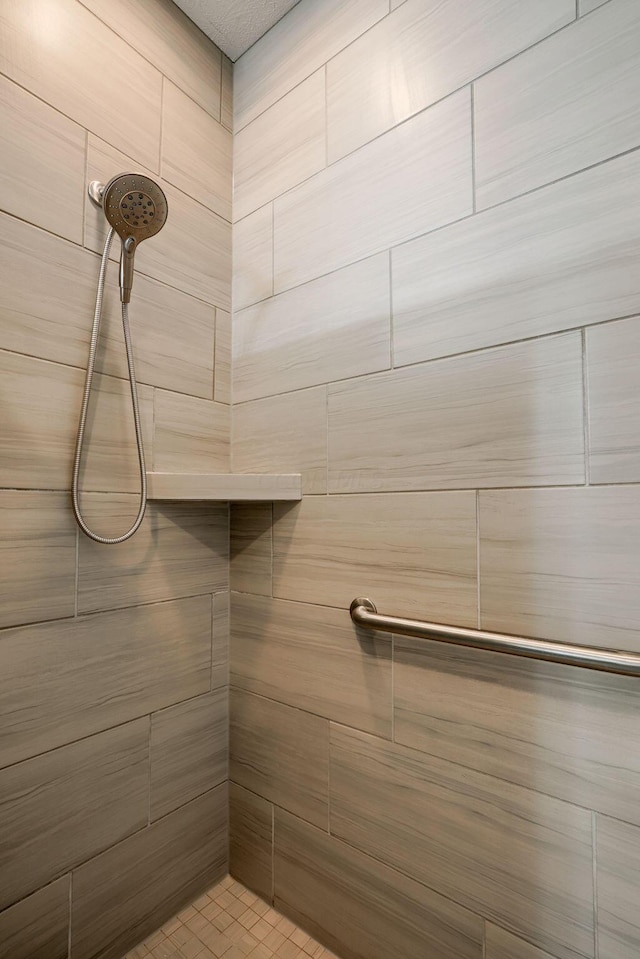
[72,227,147,544]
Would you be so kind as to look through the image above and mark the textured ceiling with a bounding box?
[173,0,301,60]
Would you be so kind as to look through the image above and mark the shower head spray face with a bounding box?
[101,173,168,302]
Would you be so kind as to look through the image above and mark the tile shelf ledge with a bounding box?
[145,472,302,502]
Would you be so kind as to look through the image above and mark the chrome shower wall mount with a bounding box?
[73,173,168,545]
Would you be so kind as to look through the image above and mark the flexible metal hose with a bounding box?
[72,227,148,544]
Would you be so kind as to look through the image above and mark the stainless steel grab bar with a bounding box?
[349,597,640,677]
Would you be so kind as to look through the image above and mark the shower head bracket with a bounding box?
[88,180,105,207]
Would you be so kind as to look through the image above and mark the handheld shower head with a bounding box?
[95,173,168,302]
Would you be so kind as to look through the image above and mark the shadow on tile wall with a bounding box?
[0,0,232,954]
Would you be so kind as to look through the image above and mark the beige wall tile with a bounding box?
[153,390,230,473]
[275,809,483,959]
[221,54,233,130]
[234,70,326,221]
[231,504,273,596]
[273,493,477,622]
[71,785,228,959]
[233,205,273,311]
[78,372,154,494]
[479,487,640,650]
[234,0,388,130]
[79,0,222,118]
[214,308,231,404]
[0,74,85,242]
[329,334,585,492]
[142,178,231,310]
[0,350,153,494]
[327,0,573,162]
[587,317,640,483]
[0,213,95,369]
[0,720,148,912]
[0,0,162,170]
[395,638,640,827]
[234,254,390,402]
[231,593,392,739]
[580,0,609,12]
[231,689,329,828]
[485,924,558,959]
[151,689,228,821]
[230,782,273,900]
[85,136,231,309]
[273,89,472,292]
[162,80,232,220]
[0,877,70,959]
[233,388,327,493]
[475,0,640,208]
[0,596,212,770]
[0,349,82,490]
[0,214,215,398]
[596,814,640,959]
[392,150,640,366]
[330,725,594,959]
[77,498,228,613]
[99,272,216,400]
[212,591,230,690]
[0,491,75,630]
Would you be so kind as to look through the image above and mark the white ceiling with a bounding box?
[173,0,301,61]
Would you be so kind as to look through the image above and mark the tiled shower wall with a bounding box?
[0,1,232,956]
[230,2,640,958]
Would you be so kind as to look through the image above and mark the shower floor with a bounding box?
[123,875,340,959]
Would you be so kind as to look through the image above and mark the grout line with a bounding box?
[582,327,592,486]
[391,635,395,742]
[270,502,275,597]
[592,811,599,959]
[74,527,79,618]
[213,307,218,403]
[325,385,330,495]
[214,593,219,692]
[476,489,481,628]
[0,204,86,249]
[470,83,477,214]
[158,75,165,177]
[270,201,275,296]
[323,63,329,168]
[327,722,332,835]
[68,871,73,958]
[388,248,394,370]
[271,801,275,904]
[151,386,157,473]
[218,49,224,123]
[147,713,152,826]
[81,128,89,249]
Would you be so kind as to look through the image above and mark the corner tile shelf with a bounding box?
[146,472,302,502]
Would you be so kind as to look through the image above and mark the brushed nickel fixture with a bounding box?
[72,174,168,545]
[89,174,167,303]
[350,598,640,676]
